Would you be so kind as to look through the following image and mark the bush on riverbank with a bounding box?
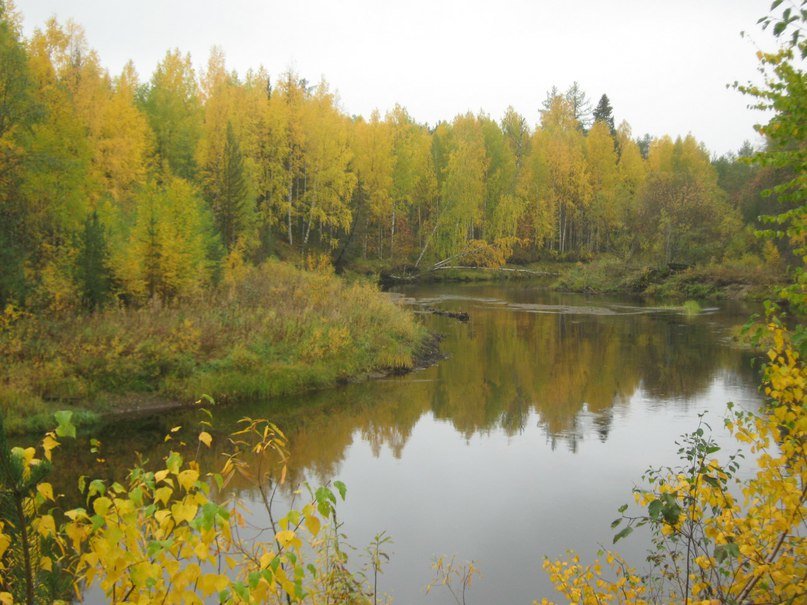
[552,254,784,300]
[0,260,426,434]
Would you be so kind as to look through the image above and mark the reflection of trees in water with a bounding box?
[44,296,758,502]
[428,304,757,452]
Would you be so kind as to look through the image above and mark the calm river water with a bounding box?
[71,282,764,604]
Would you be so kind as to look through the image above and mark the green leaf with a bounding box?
[648,499,663,520]
[703,475,720,487]
[618,503,628,513]
[613,526,633,544]
[88,479,106,498]
[54,410,76,439]
[714,542,740,564]
[661,501,681,525]
[333,480,347,500]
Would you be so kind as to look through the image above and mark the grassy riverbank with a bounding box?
[0,260,427,435]
[374,255,784,301]
[552,255,784,301]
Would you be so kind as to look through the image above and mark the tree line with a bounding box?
[0,4,789,312]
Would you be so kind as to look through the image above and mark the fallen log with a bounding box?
[422,306,470,322]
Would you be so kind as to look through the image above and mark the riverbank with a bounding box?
[551,256,784,301]
[374,255,785,302]
[0,260,429,435]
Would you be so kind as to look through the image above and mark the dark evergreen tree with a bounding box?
[593,94,616,135]
[210,122,250,251]
[76,211,112,311]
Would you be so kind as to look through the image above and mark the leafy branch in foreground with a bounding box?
[0,411,380,604]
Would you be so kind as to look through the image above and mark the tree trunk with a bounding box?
[390,209,396,264]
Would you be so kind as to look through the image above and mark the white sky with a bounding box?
[17,0,773,155]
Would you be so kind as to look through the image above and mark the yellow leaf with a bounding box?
[37,515,56,537]
[178,469,199,491]
[260,551,275,569]
[199,573,229,596]
[93,496,112,516]
[198,431,212,447]
[37,482,54,501]
[304,514,321,537]
[40,556,52,572]
[154,469,169,483]
[275,529,301,549]
[0,533,11,559]
[171,500,198,524]
[64,509,88,522]
[155,510,172,526]
[194,540,209,560]
[42,435,59,461]
[0,592,13,605]
[155,486,173,505]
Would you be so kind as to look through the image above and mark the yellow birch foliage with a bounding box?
[0,418,372,604]
[299,81,356,247]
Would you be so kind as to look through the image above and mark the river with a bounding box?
[65,282,763,603]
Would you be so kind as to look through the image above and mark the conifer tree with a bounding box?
[592,94,615,136]
[565,81,592,130]
[76,210,112,311]
[209,121,251,251]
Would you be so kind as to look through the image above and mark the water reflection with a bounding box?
[55,285,758,488]
[50,284,762,604]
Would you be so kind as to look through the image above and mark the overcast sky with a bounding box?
[17,0,774,155]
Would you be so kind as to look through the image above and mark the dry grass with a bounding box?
[0,260,426,434]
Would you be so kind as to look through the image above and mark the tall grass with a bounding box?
[0,260,426,434]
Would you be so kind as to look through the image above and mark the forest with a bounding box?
[0,3,798,315]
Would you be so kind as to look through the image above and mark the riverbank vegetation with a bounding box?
[0,261,425,435]
[552,254,783,300]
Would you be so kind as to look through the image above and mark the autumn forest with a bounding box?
[0,8,792,313]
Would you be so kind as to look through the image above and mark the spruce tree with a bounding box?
[593,94,616,136]
[211,122,250,251]
[76,211,112,311]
